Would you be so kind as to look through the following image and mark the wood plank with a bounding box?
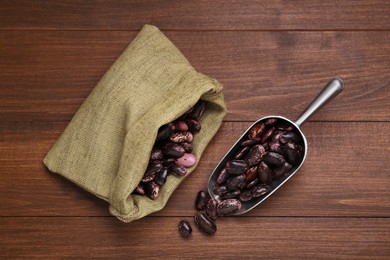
[0,217,388,258]
[1,0,390,30]
[0,31,389,121]
[0,121,389,217]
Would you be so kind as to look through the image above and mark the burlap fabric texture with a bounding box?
[43,25,227,222]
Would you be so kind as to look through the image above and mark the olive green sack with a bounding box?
[43,25,227,222]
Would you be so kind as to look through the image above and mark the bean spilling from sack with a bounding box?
[132,100,205,200]
[179,119,305,236]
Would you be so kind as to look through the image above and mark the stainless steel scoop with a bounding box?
[207,78,344,215]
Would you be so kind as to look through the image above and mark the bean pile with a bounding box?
[133,100,205,200]
[190,118,304,235]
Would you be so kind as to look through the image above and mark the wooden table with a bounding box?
[1,1,389,258]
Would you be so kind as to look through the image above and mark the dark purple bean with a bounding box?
[173,120,188,131]
[263,152,286,168]
[280,131,301,144]
[155,167,169,186]
[261,127,275,143]
[276,120,294,131]
[186,119,201,133]
[284,142,304,165]
[244,166,258,181]
[252,185,270,198]
[263,142,270,151]
[220,190,241,200]
[178,220,192,238]
[169,164,188,176]
[240,138,261,147]
[226,175,245,191]
[273,162,292,180]
[239,190,253,202]
[142,161,163,182]
[145,181,160,200]
[134,184,145,195]
[269,141,283,154]
[234,146,250,160]
[150,147,163,161]
[226,160,248,175]
[163,158,176,166]
[156,123,175,141]
[248,123,265,140]
[206,199,218,221]
[195,190,211,211]
[194,212,217,235]
[181,142,193,153]
[246,178,259,189]
[258,162,272,185]
[216,199,242,216]
[170,131,193,143]
[271,130,284,143]
[213,184,228,195]
[217,167,229,184]
[189,100,206,120]
[163,142,185,158]
[265,118,278,126]
[244,144,266,167]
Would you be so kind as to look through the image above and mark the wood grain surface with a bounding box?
[0,1,389,259]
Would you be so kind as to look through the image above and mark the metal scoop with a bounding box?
[207,78,345,215]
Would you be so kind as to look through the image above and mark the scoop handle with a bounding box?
[294,78,344,127]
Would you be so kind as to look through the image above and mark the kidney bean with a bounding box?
[240,138,261,147]
[181,142,193,153]
[261,126,275,143]
[162,142,186,158]
[252,185,270,198]
[280,131,300,144]
[170,131,193,143]
[155,167,169,186]
[245,166,258,181]
[265,118,278,126]
[273,162,292,180]
[216,199,242,216]
[226,174,245,191]
[145,181,160,200]
[244,144,266,166]
[263,152,286,168]
[194,212,217,234]
[248,123,265,140]
[220,190,241,200]
[276,121,294,131]
[134,184,145,195]
[239,190,253,202]
[206,198,218,221]
[269,141,283,154]
[258,162,272,185]
[150,148,163,161]
[142,161,163,182]
[156,123,175,141]
[178,220,192,238]
[217,167,229,184]
[226,160,248,175]
[189,100,206,120]
[186,119,201,133]
[284,142,303,165]
[213,184,228,195]
[169,164,188,177]
[173,121,189,131]
[163,158,176,166]
[234,146,250,160]
[195,190,211,211]
[246,178,259,189]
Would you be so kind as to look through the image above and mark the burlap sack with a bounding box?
[43,24,226,222]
